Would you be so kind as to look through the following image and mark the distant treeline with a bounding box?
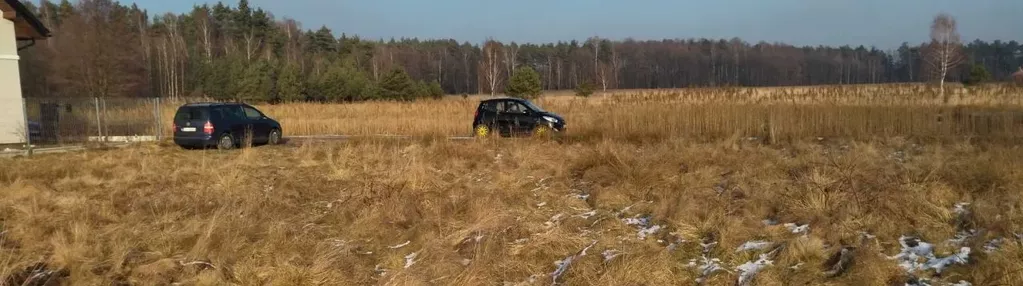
[16,0,1023,101]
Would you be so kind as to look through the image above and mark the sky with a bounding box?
[133,0,1022,48]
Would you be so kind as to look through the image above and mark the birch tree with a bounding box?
[480,39,503,96]
[924,13,965,102]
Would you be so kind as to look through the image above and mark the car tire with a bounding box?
[268,129,282,145]
[217,133,235,150]
[474,125,492,138]
[533,125,553,138]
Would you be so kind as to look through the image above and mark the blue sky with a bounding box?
[133,0,1021,48]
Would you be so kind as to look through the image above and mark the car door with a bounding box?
[505,101,537,134]
[494,101,515,135]
[241,105,269,143]
[221,105,250,143]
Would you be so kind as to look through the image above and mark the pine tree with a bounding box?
[236,60,273,101]
[277,63,305,101]
[379,68,416,100]
[574,81,595,97]
[506,66,542,99]
[963,64,992,86]
[426,81,445,99]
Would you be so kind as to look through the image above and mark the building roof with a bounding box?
[2,0,51,40]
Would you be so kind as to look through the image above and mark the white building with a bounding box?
[1,0,49,144]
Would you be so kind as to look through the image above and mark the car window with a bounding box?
[242,106,263,120]
[504,102,528,114]
[174,107,207,121]
[481,102,498,112]
[220,106,246,120]
[211,106,232,120]
[523,100,545,112]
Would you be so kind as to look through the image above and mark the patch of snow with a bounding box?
[623,216,650,226]
[536,202,547,207]
[571,192,590,200]
[637,225,662,240]
[374,264,387,276]
[667,238,686,251]
[983,238,1004,253]
[735,240,772,253]
[736,254,773,286]
[602,249,620,262]
[888,236,970,274]
[388,240,411,249]
[551,240,598,284]
[784,223,810,235]
[460,259,472,266]
[688,255,728,283]
[946,230,975,246]
[860,231,877,240]
[949,280,972,286]
[925,247,970,274]
[789,262,804,270]
[404,252,418,269]
[700,240,719,254]
[952,202,970,215]
[622,215,661,240]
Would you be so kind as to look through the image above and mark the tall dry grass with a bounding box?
[2,139,1022,285]
[149,83,1023,142]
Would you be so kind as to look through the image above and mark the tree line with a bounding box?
[16,0,1023,102]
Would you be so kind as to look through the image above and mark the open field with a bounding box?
[2,138,1023,285]
[173,84,1023,142]
[23,84,1023,145]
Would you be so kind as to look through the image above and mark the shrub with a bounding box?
[574,82,595,97]
[506,66,542,99]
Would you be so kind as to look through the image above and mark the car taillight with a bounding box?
[474,109,479,118]
[203,121,214,135]
[172,122,177,131]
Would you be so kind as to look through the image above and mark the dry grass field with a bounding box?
[5,84,1023,285]
[153,83,1023,140]
[2,138,1023,285]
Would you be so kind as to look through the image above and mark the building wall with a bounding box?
[0,18,26,144]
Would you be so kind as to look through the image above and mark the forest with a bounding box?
[15,0,1023,102]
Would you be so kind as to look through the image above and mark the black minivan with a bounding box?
[173,103,282,149]
[473,98,565,137]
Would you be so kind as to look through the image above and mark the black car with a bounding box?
[473,98,565,137]
[173,103,282,149]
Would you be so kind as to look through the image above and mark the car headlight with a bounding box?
[542,116,559,123]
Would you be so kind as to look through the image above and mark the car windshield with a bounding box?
[522,100,546,113]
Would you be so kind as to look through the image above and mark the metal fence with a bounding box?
[19,97,163,148]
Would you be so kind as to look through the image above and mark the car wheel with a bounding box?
[474,125,491,138]
[533,125,552,138]
[217,134,235,150]
[268,129,282,145]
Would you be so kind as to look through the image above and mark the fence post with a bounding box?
[94,97,102,143]
[154,97,162,141]
[22,99,32,156]
[101,97,108,142]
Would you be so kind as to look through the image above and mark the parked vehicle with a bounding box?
[172,103,282,149]
[472,98,565,138]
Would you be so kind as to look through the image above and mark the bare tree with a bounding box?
[503,42,519,78]
[193,7,214,63]
[479,39,503,96]
[923,13,965,102]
